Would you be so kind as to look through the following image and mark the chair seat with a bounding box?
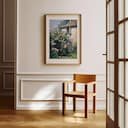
[64,91,96,98]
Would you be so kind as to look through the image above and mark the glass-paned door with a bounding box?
[106,0,128,127]
[106,0,115,127]
[118,0,128,127]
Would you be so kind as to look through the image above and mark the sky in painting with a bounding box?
[50,20,68,32]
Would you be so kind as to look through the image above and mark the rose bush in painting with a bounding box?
[50,31,77,59]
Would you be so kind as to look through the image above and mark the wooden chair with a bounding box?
[62,74,96,118]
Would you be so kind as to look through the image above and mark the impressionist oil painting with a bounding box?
[45,14,81,64]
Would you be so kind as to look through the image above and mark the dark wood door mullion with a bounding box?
[119,59,128,61]
[119,18,128,24]
[107,61,114,63]
[118,94,128,101]
[107,0,112,5]
[107,31,115,35]
[114,0,118,127]
[107,88,115,92]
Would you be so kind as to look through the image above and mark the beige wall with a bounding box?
[16,0,106,110]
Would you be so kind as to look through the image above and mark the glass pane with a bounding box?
[109,0,114,31]
[125,0,128,18]
[125,101,128,128]
[109,92,114,120]
[125,21,128,58]
[108,64,114,90]
[107,64,110,88]
[119,0,124,21]
[107,5,110,32]
[109,34,114,61]
[118,23,124,58]
[125,62,128,99]
[119,62,124,96]
[107,35,110,61]
[107,91,110,115]
[118,97,124,128]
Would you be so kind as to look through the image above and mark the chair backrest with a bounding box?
[73,74,96,83]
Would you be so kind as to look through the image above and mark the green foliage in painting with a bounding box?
[50,31,77,59]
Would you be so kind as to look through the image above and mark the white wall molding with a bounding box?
[20,78,70,101]
[16,74,106,110]
[17,72,105,76]
[16,73,105,81]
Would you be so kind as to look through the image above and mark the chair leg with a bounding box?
[62,83,66,115]
[93,96,96,113]
[62,95,66,115]
[73,97,76,112]
[73,82,76,112]
[84,85,88,118]
[93,83,96,113]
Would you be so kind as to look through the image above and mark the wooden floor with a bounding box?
[0,110,106,128]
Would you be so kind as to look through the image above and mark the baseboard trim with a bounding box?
[16,100,106,110]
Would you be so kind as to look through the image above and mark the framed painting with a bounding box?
[45,14,81,64]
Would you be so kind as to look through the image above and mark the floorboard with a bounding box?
[0,110,106,128]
